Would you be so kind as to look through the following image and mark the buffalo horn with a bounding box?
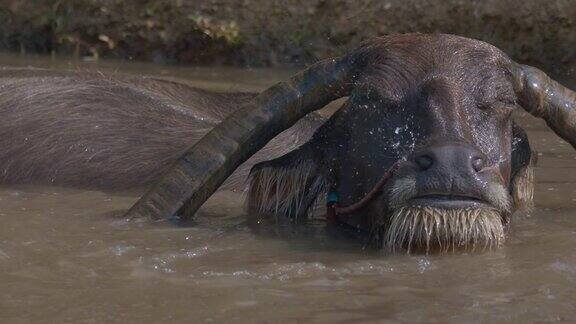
[124,57,357,220]
[513,63,576,149]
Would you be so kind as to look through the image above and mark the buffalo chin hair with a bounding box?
[381,206,505,254]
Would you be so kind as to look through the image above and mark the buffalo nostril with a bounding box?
[415,154,434,171]
[472,156,485,172]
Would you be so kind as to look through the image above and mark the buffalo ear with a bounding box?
[511,160,535,212]
[247,146,327,222]
[510,123,536,212]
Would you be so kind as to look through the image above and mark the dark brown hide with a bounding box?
[247,34,534,233]
[2,34,574,251]
[0,67,323,191]
[174,33,543,226]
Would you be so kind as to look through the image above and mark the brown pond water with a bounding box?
[0,53,575,323]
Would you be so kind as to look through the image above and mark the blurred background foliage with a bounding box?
[0,0,575,76]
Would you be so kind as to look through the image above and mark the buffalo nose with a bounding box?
[413,145,486,174]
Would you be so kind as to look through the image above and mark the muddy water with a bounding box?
[0,54,575,323]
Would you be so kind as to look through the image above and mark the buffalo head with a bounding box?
[126,34,576,253]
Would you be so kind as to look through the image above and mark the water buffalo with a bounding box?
[1,34,575,252]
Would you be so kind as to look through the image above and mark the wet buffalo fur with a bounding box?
[0,67,323,192]
[247,127,535,253]
[247,141,534,226]
[247,119,535,253]
[247,88,536,225]
[0,34,540,253]
[247,34,539,252]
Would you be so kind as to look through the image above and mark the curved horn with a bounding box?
[125,57,358,220]
[512,63,576,149]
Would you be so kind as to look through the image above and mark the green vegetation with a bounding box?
[0,0,574,77]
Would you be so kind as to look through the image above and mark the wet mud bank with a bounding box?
[1,0,575,78]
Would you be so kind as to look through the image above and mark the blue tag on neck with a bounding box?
[327,191,339,204]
